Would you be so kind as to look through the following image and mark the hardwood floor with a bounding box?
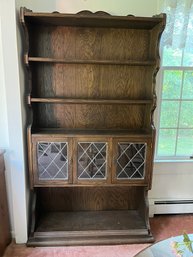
[3,214,193,257]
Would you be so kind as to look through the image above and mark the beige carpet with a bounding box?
[3,214,193,257]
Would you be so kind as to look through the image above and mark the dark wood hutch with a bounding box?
[20,7,165,246]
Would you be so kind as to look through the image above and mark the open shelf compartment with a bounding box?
[27,186,154,246]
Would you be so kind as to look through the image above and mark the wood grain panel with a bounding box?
[31,63,76,97]
[37,187,144,211]
[35,210,146,232]
[75,104,152,130]
[100,29,150,61]
[33,103,57,128]
[75,64,100,98]
[28,26,150,61]
[29,25,53,57]
[31,63,154,99]
[34,103,151,130]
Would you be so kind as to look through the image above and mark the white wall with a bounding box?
[56,0,156,15]
[0,16,13,237]
[2,0,192,244]
[149,161,193,216]
[0,19,9,149]
[21,0,158,16]
[0,0,28,243]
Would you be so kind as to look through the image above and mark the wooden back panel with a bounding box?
[31,63,154,99]
[26,21,164,133]
[29,26,150,60]
[33,103,151,130]
[37,186,144,211]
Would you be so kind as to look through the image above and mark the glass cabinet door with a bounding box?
[112,139,150,184]
[33,138,72,185]
[74,139,110,184]
[117,142,146,179]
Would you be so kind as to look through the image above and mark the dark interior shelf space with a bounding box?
[30,97,153,105]
[27,57,156,66]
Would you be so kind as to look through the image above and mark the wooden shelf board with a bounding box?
[27,57,156,66]
[30,97,153,105]
[27,210,154,246]
[27,235,154,246]
[36,210,146,233]
[33,183,148,188]
[31,128,153,137]
[23,10,164,29]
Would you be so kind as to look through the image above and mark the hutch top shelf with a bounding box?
[21,9,165,29]
[21,8,166,66]
[21,8,166,134]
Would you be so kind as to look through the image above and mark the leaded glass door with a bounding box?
[74,138,110,184]
[112,138,151,184]
[33,137,73,185]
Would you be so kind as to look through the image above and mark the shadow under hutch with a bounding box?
[20,7,165,246]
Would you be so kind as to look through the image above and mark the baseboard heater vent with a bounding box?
[154,200,193,205]
[150,200,193,215]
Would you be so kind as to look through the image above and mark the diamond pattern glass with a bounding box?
[37,142,68,180]
[77,142,107,180]
[116,143,146,179]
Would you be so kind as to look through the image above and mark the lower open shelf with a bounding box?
[28,186,153,246]
[28,210,153,246]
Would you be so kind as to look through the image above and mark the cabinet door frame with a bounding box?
[73,137,111,185]
[32,136,73,186]
[112,137,152,185]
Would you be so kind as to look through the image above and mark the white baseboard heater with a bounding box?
[149,200,193,217]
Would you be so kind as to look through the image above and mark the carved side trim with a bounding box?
[153,13,167,20]
[20,8,30,67]
[20,7,32,23]
[20,7,34,189]
[148,15,166,189]
[151,14,166,132]
[20,7,32,108]
[151,23,166,132]
[20,7,166,22]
